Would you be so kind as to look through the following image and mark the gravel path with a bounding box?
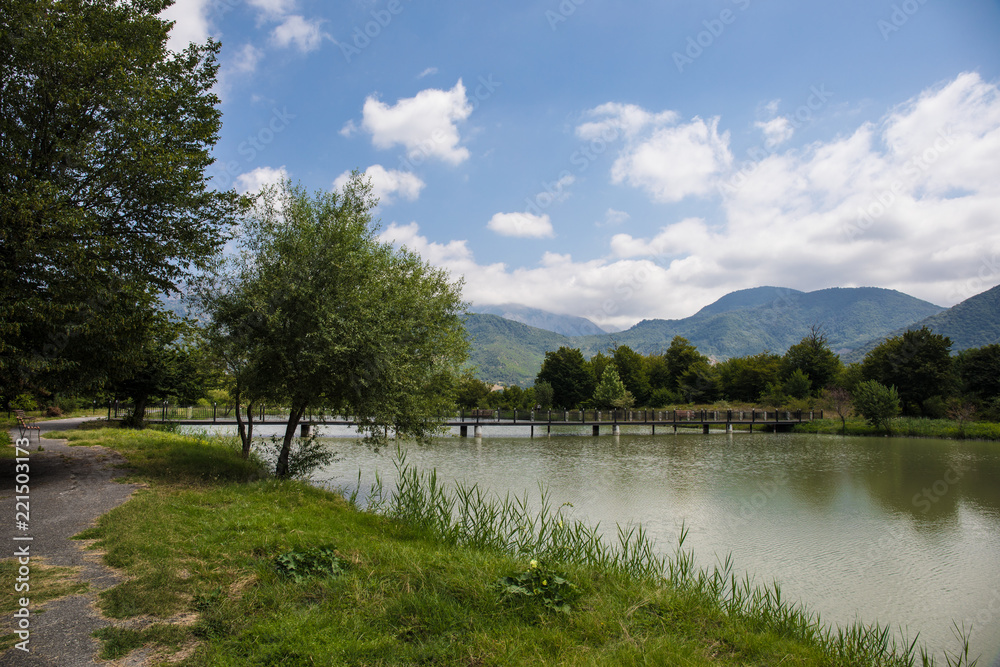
[1,418,139,666]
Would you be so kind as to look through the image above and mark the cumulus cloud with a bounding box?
[160,0,213,52]
[378,73,1000,329]
[235,165,288,195]
[357,81,473,165]
[334,165,425,204]
[755,116,794,147]
[487,212,555,239]
[271,15,326,52]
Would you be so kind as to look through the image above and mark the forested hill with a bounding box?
[844,283,1000,362]
[468,303,609,336]
[575,287,944,360]
[462,314,571,386]
[465,286,946,385]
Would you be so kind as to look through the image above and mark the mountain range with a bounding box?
[465,284,1000,385]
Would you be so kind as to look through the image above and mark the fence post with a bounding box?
[213,402,217,423]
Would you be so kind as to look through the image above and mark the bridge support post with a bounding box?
[592,424,599,436]
[300,423,311,437]
[726,424,733,433]
[530,425,534,438]
[460,425,468,437]
[474,425,482,437]
[702,424,710,434]
[652,424,656,436]
[612,424,620,436]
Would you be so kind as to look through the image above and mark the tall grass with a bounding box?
[364,448,978,667]
[795,417,1000,440]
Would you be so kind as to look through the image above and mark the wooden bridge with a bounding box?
[127,404,821,437]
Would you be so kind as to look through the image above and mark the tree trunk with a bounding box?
[275,404,306,478]
[123,394,148,429]
[234,395,255,460]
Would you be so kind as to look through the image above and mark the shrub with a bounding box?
[853,380,900,433]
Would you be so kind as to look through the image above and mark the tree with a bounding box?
[678,360,719,404]
[533,381,554,410]
[455,374,492,410]
[861,327,954,415]
[956,344,1000,402]
[612,345,650,406]
[664,336,707,390]
[203,178,467,476]
[853,380,900,433]
[822,386,853,434]
[536,347,592,409]
[782,368,812,400]
[1,0,239,403]
[592,365,633,410]
[781,327,841,395]
[717,352,782,403]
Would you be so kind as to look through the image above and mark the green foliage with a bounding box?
[273,546,347,584]
[853,380,901,433]
[498,560,580,614]
[257,432,337,479]
[717,352,782,402]
[861,327,955,415]
[0,0,240,403]
[782,327,842,394]
[592,365,632,409]
[536,346,593,409]
[196,177,467,476]
[462,313,571,386]
[783,368,812,400]
[612,344,650,405]
[454,373,492,409]
[663,336,707,390]
[533,381,554,409]
[956,343,1000,401]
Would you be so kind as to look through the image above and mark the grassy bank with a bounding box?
[793,417,1000,440]
[8,427,978,665]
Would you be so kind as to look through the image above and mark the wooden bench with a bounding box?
[13,409,40,443]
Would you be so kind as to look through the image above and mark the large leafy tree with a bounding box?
[663,336,707,390]
[0,0,239,403]
[717,352,782,403]
[536,347,592,409]
[861,327,954,415]
[781,326,842,395]
[200,178,468,477]
[612,344,650,406]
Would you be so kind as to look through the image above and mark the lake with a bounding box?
[200,424,1000,664]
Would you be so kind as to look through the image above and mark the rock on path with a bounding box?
[1,418,139,666]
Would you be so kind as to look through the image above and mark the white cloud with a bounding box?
[379,74,1000,329]
[359,81,474,165]
[232,44,262,74]
[160,0,212,52]
[755,116,794,147]
[418,67,438,79]
[576,103,678,141]
[487,212,555,239]
[578,103,733,203]
[610,116,733,203]
[272,15,326,53]
[334,165,425,204]
[235,166,288,195]
[598,208,630,227]
[247,0,297,19]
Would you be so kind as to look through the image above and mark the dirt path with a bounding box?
[1,419,138,666]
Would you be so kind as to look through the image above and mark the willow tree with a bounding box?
[204,176,467,476]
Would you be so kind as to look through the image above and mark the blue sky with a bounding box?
[164,0,1000,330]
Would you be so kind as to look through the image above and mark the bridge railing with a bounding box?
[108,403,821,424]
